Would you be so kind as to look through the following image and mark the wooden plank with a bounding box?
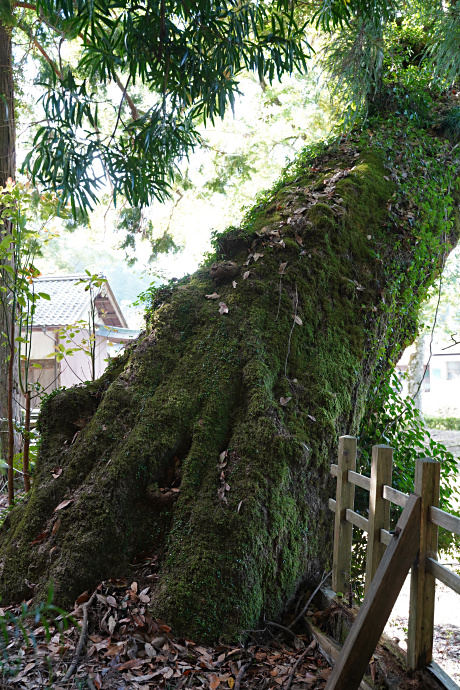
[429,506,460,536]
[303,618,374,690]
[345,508,369,533]
[380,529,391,546]
[331,463,338,477]
[426,557,460,595]
[407,459,440,671]
[332,436,357,594]
[365,445,393,594]
[324,494,421,690]
[348,471,371,492]
[382,484,408,508]
[427,661,460,690]
[329,498,336,512]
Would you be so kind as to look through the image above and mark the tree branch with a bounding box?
[16,19,63,78]
[114,73,139,120]
[14,1,37,9]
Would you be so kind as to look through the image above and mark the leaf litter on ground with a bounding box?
[0,562,333,689]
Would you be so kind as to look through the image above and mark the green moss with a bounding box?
[0,126,456,643]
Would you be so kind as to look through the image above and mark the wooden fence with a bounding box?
[327,435,460,689]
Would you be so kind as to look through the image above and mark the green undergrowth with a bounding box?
[0,586,74,680]
[425,416,460,430]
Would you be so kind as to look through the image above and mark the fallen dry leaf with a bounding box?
[76,591,90,606]
[205,293,220,299]
[209,673,221,689]
[219,302,229,315]
[293,315,303,326]
[280,397,291,406]
[51,518,61,537]
[145,642,157,658]
[54,498,74,512]
[243,271,250,280]
[31,531,49,545]
[114,657,144,671]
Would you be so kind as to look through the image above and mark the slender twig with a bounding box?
[265,621,297,638]
[234,658,252,690]
[284,283,298,379]
[62,589,98,682]
[285,645,312,690]
[110,75,132,143]
[275,275,283,321]
[408,267,443,407]
[287,570,331,631]
[385,180,451,433]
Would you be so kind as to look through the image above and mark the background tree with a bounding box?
[0,12,18,466]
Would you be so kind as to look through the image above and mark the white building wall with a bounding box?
[397,340,460,417]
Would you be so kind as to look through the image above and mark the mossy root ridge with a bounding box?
[0,143,456,642]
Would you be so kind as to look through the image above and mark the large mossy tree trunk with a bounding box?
[0,135,457,642]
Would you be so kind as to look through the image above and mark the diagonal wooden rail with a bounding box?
[325,494,421,690]
[327,437,460,689]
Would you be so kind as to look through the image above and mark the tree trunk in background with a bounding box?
[407,334,426,413]
[0,135,457,641]
[0,20,19,466]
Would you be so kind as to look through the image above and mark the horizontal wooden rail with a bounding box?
[426,558,460,596]
[429,506,460,536]
[380,529,391,546]
[345,509,369,532]
[348,471,371,492]
[329,500,369,532]
[382,485,408,508]
[330,464,371,491]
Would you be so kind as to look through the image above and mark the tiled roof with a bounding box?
[33,275,100,327]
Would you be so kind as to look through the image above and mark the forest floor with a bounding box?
[0,565,335,690]
[0,427,459,688]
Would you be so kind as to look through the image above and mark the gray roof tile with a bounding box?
[33,275,96,326]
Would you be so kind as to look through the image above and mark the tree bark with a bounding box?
[0,19,18,469]
[0,140,457,642]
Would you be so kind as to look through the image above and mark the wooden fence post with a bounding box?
[365,445,393,595]
[332,436,357,594]
[407,458,440,670]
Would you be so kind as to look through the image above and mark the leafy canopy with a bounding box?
[10,0,310,214]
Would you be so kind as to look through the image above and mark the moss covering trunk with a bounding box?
[0,128,457,642]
